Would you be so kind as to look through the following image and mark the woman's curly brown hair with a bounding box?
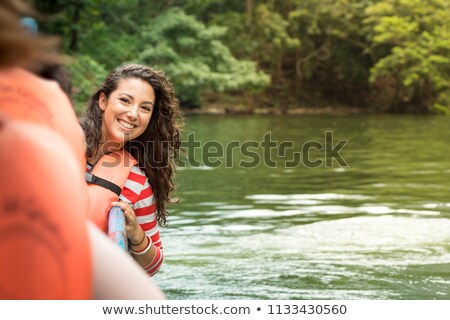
[79,63,183,226]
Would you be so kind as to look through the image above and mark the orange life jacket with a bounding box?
[85,150,137,233]
[0,68,86,171]
[0,113,91,299]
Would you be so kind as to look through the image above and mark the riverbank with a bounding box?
[184,105,379,116]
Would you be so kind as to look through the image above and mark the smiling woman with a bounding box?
[99,77,155,147]
[80,64,183,276]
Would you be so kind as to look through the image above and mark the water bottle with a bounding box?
[108,206,128,251]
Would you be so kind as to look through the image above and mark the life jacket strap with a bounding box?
[85,172,122,197]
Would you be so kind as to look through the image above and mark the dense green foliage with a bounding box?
[65,54,107,113]
[137,8,270,107]
[34,0,450,113]
[365,0,450,113]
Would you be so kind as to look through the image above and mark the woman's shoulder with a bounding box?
[120,165,151,203]
[127,165,149,187]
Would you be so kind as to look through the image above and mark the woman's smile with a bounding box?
[117,119,136,130]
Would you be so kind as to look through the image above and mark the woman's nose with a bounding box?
[126,106,138,120]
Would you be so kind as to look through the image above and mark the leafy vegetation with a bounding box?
[33,0,450,114]
[137,8,269,107]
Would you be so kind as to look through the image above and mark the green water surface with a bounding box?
[154,114,450,300]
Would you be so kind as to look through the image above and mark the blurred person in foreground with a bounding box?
[0,0,164,299]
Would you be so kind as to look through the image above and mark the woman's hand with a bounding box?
[111,201,145,246]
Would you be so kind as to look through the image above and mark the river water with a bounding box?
[153,114,450,299]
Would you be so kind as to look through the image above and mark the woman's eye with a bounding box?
[141,106,152,112]
[119,97,130,104]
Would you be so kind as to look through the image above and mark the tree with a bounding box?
[137,8,270,108]
[365,0,450,113]
[66,55,107,114]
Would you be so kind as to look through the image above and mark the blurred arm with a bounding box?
[88,222,165,300]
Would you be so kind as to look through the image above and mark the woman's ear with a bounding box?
[99,93,107,111]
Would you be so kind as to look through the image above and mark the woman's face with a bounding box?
[99,77,155,147]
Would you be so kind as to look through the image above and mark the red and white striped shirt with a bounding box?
[87,163,164,276]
